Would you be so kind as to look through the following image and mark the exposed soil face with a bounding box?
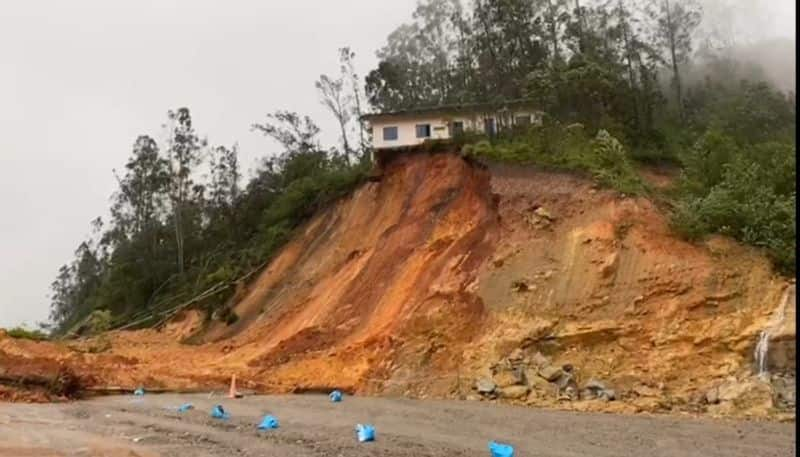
[1,152,794,421]
[0,394,794,457]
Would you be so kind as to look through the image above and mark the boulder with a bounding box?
[525,369,552,390]
[581,378,615,401]
[476,378,496,395]
[539,365,563,382]
[530,352,549,368]
[499,385,530,400]
[718,380,753,402]
[556,372,577,390]
[564,385,579,400]
[494,368,525,387]
[771,375,796,409]
[600,389,616,401]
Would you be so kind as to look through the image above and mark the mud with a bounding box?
[0,394,794,457]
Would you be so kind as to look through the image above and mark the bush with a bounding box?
[463,123,645,195]
[672,138,796,273]
[6,326,49,341]
[87,309,112,335]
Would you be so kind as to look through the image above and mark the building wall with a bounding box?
[368,110,542,149]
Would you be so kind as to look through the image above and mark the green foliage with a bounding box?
[49,107,367,336]
[6,327,49,341]
[672,137,796,273]
[87,310,112,334]
[464,123,645,195]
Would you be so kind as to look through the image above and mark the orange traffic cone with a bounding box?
[228,374,241,398]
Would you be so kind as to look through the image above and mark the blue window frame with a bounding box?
[383,126,398,141]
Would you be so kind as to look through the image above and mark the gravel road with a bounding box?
[0,393,794,456]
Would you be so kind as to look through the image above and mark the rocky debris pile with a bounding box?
[473,349,616,404]
[702,373,796,417]
[524,206,556,230]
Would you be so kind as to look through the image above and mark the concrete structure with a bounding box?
[362,100,543,151]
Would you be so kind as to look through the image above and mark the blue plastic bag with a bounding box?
[133,387,145,396]
[177,403,194,413]
[329,390,343,402]
[355,424,375,442]
[489,441,514,457]
[211,405,230,420]
[257,415,279,430]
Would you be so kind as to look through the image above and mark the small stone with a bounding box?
[705,387,720,405]
[534,207,554,221]
[476,378,496,394]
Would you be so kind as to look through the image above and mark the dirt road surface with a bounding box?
[0,394,794,457]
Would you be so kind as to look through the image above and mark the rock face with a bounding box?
[0,153,794,421]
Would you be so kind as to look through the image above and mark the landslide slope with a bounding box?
[2,152,794,418]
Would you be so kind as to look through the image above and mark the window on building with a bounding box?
[450,121,464,137]
[515,115,531,126]
[415,124,431,138]
[383,126,398,141]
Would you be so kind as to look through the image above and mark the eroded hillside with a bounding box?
[1,152,794,419]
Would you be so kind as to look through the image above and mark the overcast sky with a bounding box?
[0,0,795,329]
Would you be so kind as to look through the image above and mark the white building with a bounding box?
[362,100,543,151]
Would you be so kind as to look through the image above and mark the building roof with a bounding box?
[360,98,539,121]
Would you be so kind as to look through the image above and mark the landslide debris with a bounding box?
[2,152,794,420]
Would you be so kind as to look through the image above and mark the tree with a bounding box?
[207,144,240,238]
[471,0,549,101]
[164,108,205,274]
[110,135,169,239]
[208,144,240,211]
[252,111,321,156]
[544,0,569,66]
[649,0,701,121]
[366,0,467,110]
[339,47,369,157]
[315,74,353,160]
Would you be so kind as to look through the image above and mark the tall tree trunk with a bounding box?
[619,1,641,131]
[546,0,560,64]
[339,120,351,162]
[575,0,587,54]
[174,201,184,274]
[665,0,684,121]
